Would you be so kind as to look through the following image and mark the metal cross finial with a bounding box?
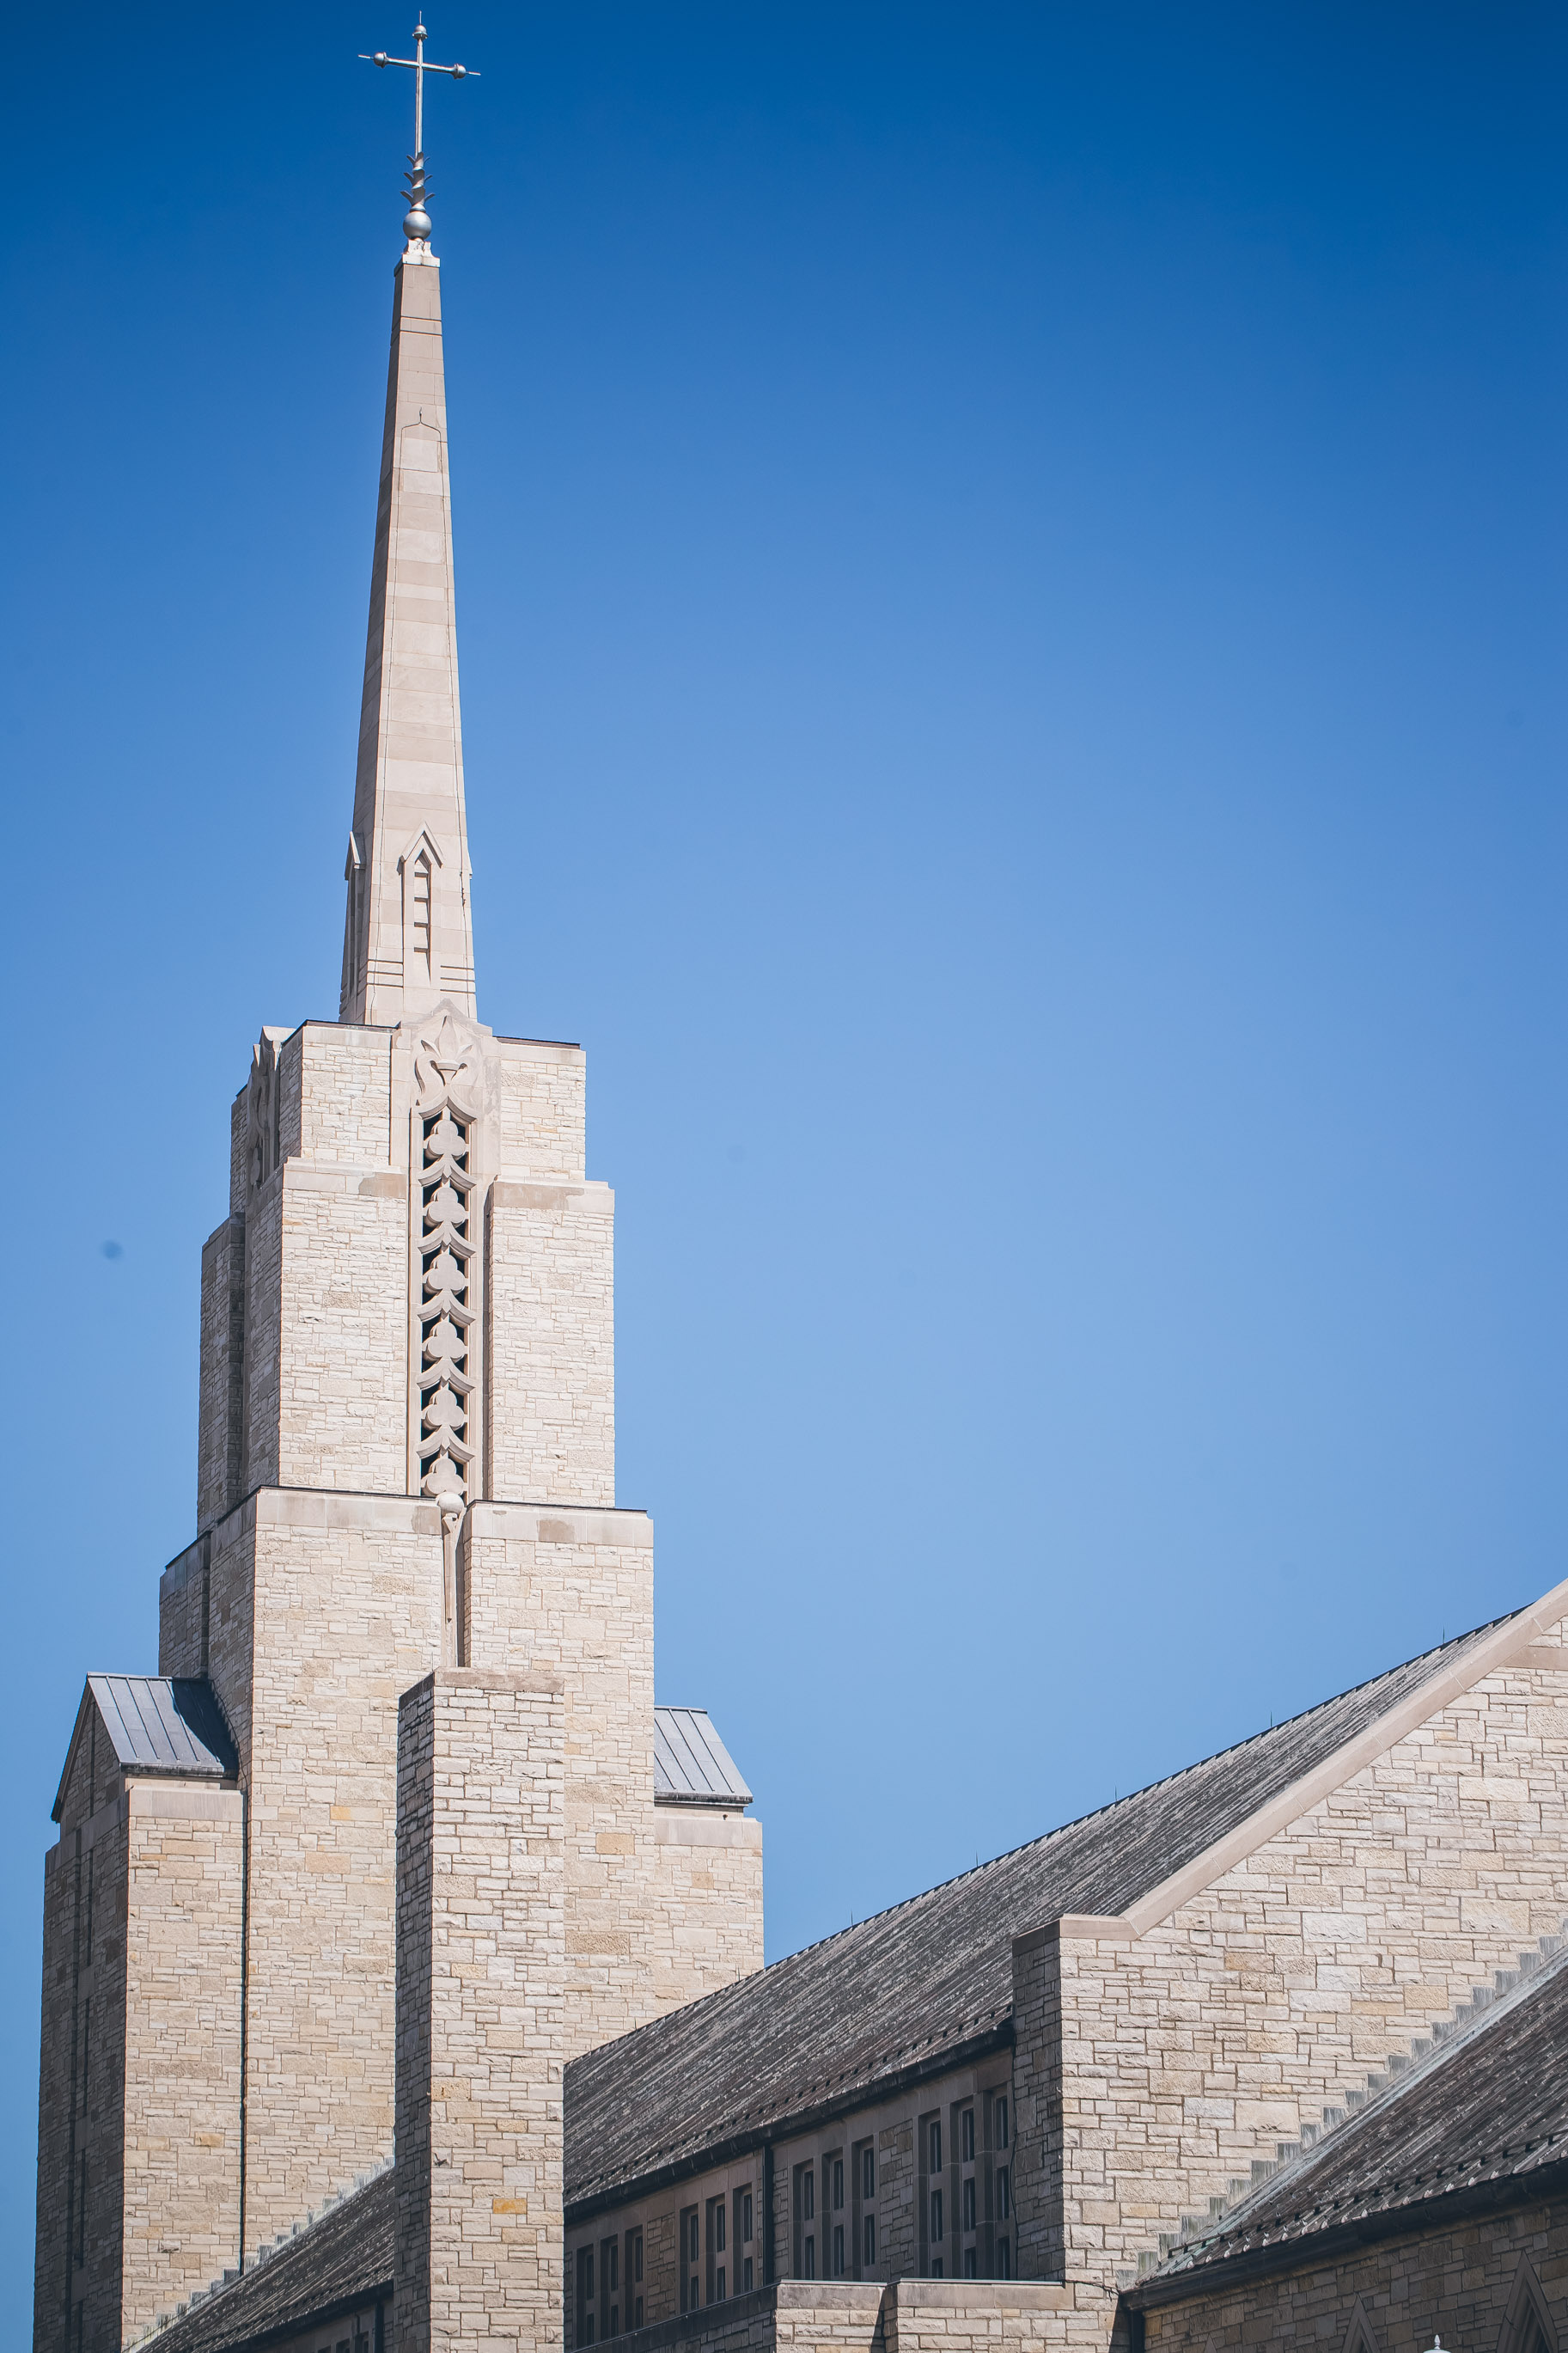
[358,20,480,246]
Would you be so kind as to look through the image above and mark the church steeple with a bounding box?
[341,25,479,1026]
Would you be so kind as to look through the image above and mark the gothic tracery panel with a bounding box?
[410,1012,483,1504]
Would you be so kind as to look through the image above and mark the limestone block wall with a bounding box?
[394,1669,565,2353]
[272,1161,409,1491]
[294,1023,395,1168]
[198,1218,246,1531]
[491,1041,587,1181]
[34,1708,243,2353]
[120,1782,245,2341]
[462,1502,657,2055]
[1012,1610,1568,2302]
[1138,2197,1568,2353]
[33,1832,76,2353]
[159,1535,211,1680]
[648,1811,765,2009]
[203,1489,445,2258]
[486,1180,614,1504]
[241,1170,284,1494]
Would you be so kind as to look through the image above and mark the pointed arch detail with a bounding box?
[1340,2298,1382,2353]
[1499,2256,1558,2353]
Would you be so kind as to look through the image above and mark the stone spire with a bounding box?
[339,239,476,1026]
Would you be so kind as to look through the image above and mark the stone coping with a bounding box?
[601,2277,1073,2353]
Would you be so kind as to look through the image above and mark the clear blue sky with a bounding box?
[3,1,1565,2324]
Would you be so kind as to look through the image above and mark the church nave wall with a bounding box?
[1010,1610,1568,2296]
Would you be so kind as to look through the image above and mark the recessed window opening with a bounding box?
[741,2191,753,2242]
[801,2170,815,2221]
[998,2167,1010,2220]
[996,2095,1009,2148]
[804,2234,816,2278]
[717,2266,726,2301]
[743,2257,754,2294]
[930,2187,943,2243]
[997,2237,1011,2280]
[962,2178,976,2232]
[832,2157,844,2210]
[961,2107,974,2162]
[833,2225,845,2277]
[715,2205,726,2253]
[963,2248,978,2278]
[862,2147,876,2200]
[863,2214,876,2265]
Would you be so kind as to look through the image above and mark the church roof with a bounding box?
[654,1707,753,1806]
[53,1676,238,1823]
[134,2169,393,2353]
[1127,1932,1568,2305]
[564,1613,1516,2216]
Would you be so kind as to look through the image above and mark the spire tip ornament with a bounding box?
[358,17,480,251]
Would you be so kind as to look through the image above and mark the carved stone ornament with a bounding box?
[246,1029,287,1194]
[410,1006,484,1506]
[412,1006,483,1116]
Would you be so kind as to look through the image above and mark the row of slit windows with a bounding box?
[572,2087,1012,2340]
[918,2092,1010,2281]
[576,2228,645,2344]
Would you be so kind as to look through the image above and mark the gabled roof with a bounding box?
[564,1614,1516,2215]
[54,1676,238,1823]
[654,1707,752,1807]
[1129,1936,1568,2304]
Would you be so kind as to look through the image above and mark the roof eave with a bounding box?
[565,2018,1012,2228]
[1123,2157,1568,2310]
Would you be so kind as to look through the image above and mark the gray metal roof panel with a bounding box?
[53,1677,238,1819]
[654,1707,752,1806]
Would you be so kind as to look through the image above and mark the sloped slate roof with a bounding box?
[54,1677,238,1822]
[139,2169,393,2353]
[564,1617,1512,2214]
[654,1708,752,1806]
[1130,1939,1568,2303]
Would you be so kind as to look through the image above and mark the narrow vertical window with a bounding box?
[804,2235,816,2279]
[717,2267,726,2302]
[743,2257,754,2295]
[862,2146,876,2199]
[996,2095,1009,2149]
[961,2107,975,2162]
[863,2214,876,2265]
[997,2238,1011,2281]
[833,2225,845,2277]
[930,2187,943,2243]
[930,2120,943,2173]
[963,2178,976,2231]
[412,853,432,978]
[716,2206,726,2253]
[998,2167,1010,2220]
[833,2158,844,2211]
[963,2248,978,2279]
[741,2191,753,2242]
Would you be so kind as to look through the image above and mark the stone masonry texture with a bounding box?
[1140,2196,1568,2353]
[395,1670,565,2353]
